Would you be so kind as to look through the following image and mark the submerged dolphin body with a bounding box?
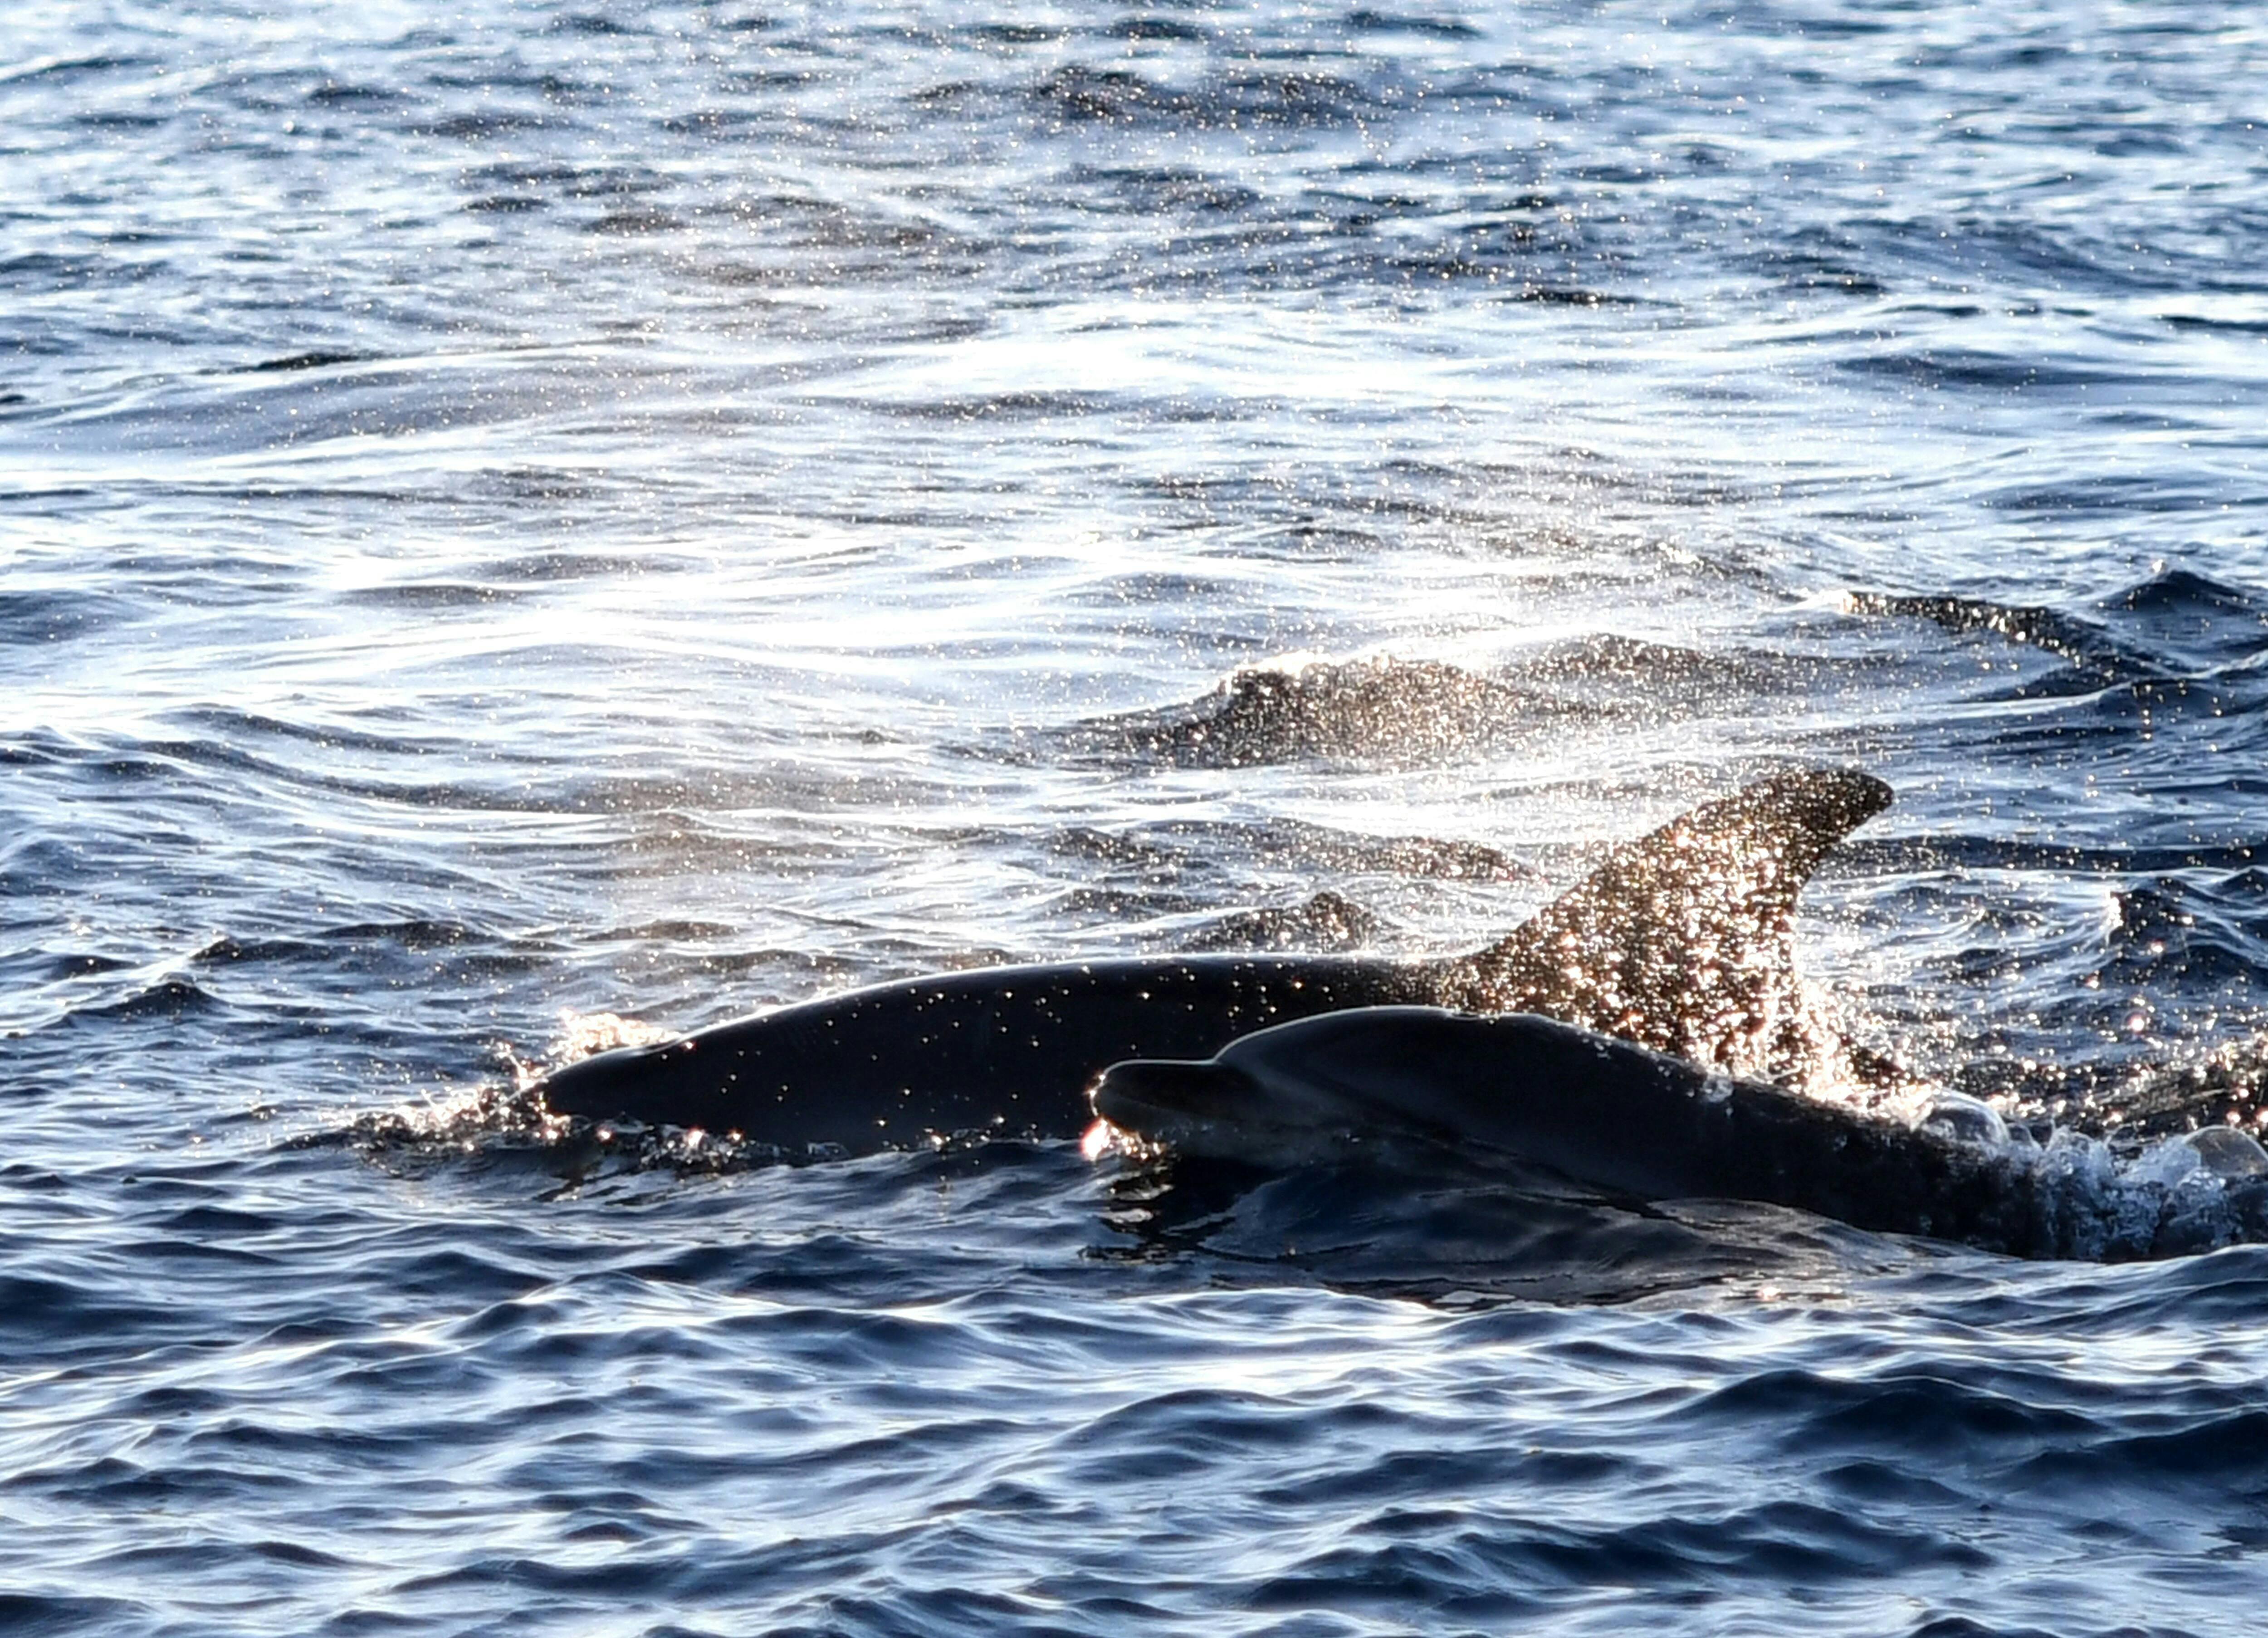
[536,768,1891,1150]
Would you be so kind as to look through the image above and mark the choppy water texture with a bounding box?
[5,0,2268,1632]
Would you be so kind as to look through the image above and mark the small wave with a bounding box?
[1838,349,2124,392]
[1850,569,2268,687]
[584,209,686,236]
[1061,657,1594,768]
[1030,63,1390,131]
[1838,834,2267,877]
[334,580,521,608]
[1055,640,1831,768]
[7,950,136,983]
[1180,890,1385,953]
[2107,566,2268,666]
[1044,819,1526,883]
[34,723,841,821]
[1347,10,1481,39]
[864,390,1121,421]
[1502,632,1832,708]
[169,706,445,758]
[1063,164,1261,215]
[64,975,222,1024]
[1105,18,1210,44]
[1692,1365,2095,1454]
[2098,873,2268,989]
[0,587,114,645]
[2107,1032,2268,1142]
[410,112,570,141]
[1051,883,1208,922]
[303,81,400,105]
[548,11,642,35]
[2013,1406,2268,1486]
[238,349,369,373]
[0,1271,146,1337]
[2163,311,2268,336]
[0,250,168,293]
[0,53,156,87]
[1847,589,2140,675]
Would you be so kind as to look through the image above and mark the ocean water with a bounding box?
[5,0,2268,1631]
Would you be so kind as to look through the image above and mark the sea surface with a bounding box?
[5,0,2268,1632]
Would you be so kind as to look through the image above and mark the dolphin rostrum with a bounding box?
[534,768,1891,1151]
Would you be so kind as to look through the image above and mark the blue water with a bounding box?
[5,0,2268,1630]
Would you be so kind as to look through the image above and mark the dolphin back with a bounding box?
[535,954,1426,1148]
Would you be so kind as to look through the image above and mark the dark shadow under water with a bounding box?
[1095,1149,1919,1307]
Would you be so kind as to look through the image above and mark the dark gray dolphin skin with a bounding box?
[535,768,1891,1151]
[1091,1008,2041,1253]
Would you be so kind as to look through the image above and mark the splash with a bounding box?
[543,1009,681,1069]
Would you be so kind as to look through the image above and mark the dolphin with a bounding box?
[1088,1006,2268,1259]
[534,768,1891,1151]
[1090,1007,2042,1251]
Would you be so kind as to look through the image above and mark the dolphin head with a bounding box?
[1090,1007,1740,1190]
[1090,1052,1375,1165]
[1093,1007,1500,1166]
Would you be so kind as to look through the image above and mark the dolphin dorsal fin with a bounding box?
[1446,768,1892,1077]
